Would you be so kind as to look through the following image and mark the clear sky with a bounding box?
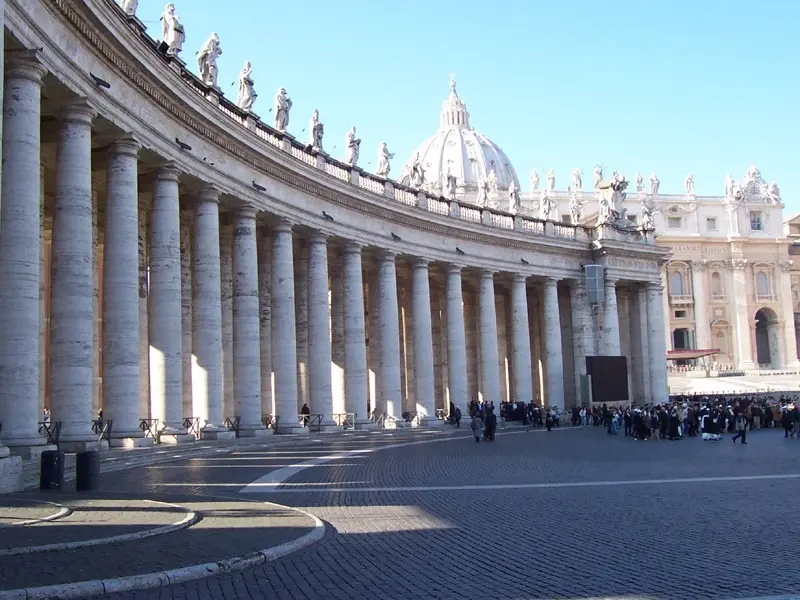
[134,0,799,214]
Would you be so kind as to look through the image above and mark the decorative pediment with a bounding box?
[665,203,696,215]
[737,165,782,207]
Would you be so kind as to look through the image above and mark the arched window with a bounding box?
[756,271,770,297]
[711,271,723,298]
[670,271,685,296]
[715,330,729,356]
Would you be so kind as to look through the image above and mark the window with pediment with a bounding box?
[667,262,691,301]
[754,265,774,301]
[711,271,725,300]
[670,271,685,296]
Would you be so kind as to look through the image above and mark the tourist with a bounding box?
[732,413,747,444]
[470,412,483,443]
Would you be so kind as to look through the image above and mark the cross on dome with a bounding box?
[441,76,470,129]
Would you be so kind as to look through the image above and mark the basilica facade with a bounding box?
[0,0,669,491]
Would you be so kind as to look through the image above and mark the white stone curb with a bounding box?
[0,501,72,528]
[0,504,325,600]
[0,501,198,557]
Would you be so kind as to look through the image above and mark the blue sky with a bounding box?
[134,0,799,213]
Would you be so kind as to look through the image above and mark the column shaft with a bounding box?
[692,265,710,350]
[180,209,193,419]
[542,279,564,409]
[646,283,669,403]
[258,229,273,416]
[510,275,533,404]
[478,271,501,405]
[294,242,309,411]
[378,252,402,418]
[411,260,437,421]
[138,203,151,419]
[603,279,621,355]
[569,281,592,406]
[343,244,368,418]
[219,221,234,418]
[731,265,754,368]
[330,261,346,414]
[308,234,333,422]
[445,266,468,416]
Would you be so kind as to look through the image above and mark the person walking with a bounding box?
[470,413,483,443]
[732,413,747,444]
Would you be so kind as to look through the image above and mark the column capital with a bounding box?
[378,249,397,262]
[543,276,559,287]
[234,205,258,219]
[479,269,495,281]
[512,273,528,284]
[605,277,619,287]
[156,162,180,183]
[646,281,663,294]
[60,98,97,125]
[110,134,141,158]
[198,184,221,204]
[342,239,361,253]
[446,263,464,275]
[411,257,430,269]
[273,218,293,234]
[7,49,48,83]
[309,230,329,244]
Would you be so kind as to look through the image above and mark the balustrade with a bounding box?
[427,197,450,216]
[358,174,385,195]
[517,217,545,234]
[490,212,514,229]
[290,144,317,167]
[458,204,482,223]
[393,187,417,206]
[324,160,351,182]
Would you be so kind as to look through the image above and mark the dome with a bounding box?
[398,79,520,195]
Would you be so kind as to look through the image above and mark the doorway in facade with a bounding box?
[755,307,780,368]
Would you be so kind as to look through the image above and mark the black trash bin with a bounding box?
[75,450,100,492]
[40,450,65,491]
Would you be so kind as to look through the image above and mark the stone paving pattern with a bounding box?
[7,427,800,599]
[0,498,63,526]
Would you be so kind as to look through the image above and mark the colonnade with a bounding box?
[0,51,670,461]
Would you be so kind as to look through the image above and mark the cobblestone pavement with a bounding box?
[16,426,800,599]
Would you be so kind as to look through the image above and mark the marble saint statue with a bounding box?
[487,168,498,193]
[529,169,539,192]
[635,172,644,192]
[598,193,612,224]
[507,182,519,214]
[568,193,583,224]
[409,153,425,188]
[309,110,324,152]
[376,142,394,178]
[640,196,655,230]
[476,177,490,207]
[444,168,457,201]
[344,126,361,167]
[160,3,185,57]
[593,166,603,189]
[273,88,292,133]
[546,169,555,191]
[571,168,582,191]
[768,181,781,204]
[724,173,734,198]
[197,33,222,87]
[121,0,138,16]
[649,172,660,195]
[235,61,256,112]
[746,165,760,181]
[539,188,555,221]
[685,173,695,195]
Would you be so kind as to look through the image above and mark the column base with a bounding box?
[319,421,345,433]
[419,417,444,427]
[356,420,377,430]
[237,425,268,438]
[0,455,23,493]
[8,443,57,461]
[58,440,106,453]
[110,436,156,449]
[277,425,310,436]
[199,425,236,441]
[158,429,195,444]
[738,360,756,370]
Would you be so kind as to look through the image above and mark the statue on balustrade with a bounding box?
[768,181,782,205]
[724,173,734,198]
[309,110,324,152]
[160,3,185,57]
[635,172,644,192]
[507,181,519,214]
[487,167,498,193]
[529,168,539,192]
[344,126,361,167]
[274,88,292,133]
[597,173,629,224]
[444,168,457,201]
[121,0,138,16]
[685,173,695,195]
[568,193,583,224]
[197,33,222,87]
[546,169,555,191]
[539,188,556,221]
[649,172,660,195]
[235,61,256,112]
[593,165,603,190]
[476,176,490,207]
[409,153,425,188]
[571,168,582,191]
[640,195,655,230]
[376,142,394,178]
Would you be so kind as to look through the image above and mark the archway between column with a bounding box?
[754,307,780,369]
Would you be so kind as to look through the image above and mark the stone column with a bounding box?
[646,283,669,403]
[102,136,149,447]
[138,202,150,420]
[478,271,501,406]
[603,278,621,355]
[378,251,402,418]
[0,52,48,453]
[617,288,633,402]
[569,280,592,406]
[91,191,100,418]
[542,278,565,409]
[191,186,232,440]
[271,220,301,431]
[632,287,651,404]
[232,207,266,437]
[180,208,193,421]
[778,267,800,369]
[411,259,438,423]
[366,269,381,417]
[307,233,334,426]
[294,241,309,412]
[148,164,189,442]
[258,228,273,416]
[731,262,754,368]
[692,263,710,350]
[330,260,346,415]
[219,220,234,419]
[49,100,99,451]
[445,266,468,417]
[343,243,368,422]
[510,274,533,405]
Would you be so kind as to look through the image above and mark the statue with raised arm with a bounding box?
[571,168,582,191]
[235,61,256,112]
[476,176,490,207]
[344,126,361,167]
[487,168,498,193]
[121,0,138,16]
[640,195,655,230]
[376,142,394,178]
[197,33,222,87]
[529,169,540,192]
[685,173,695,195]
[273,88,292,132]
[507,182,519,214]
[309,109,324,152]
[539,188,555,221]
[568,193,583,224]
[160,3,185,57]
[768,181,781,204]
[409,153,425,188]
[546,169,555,191]
[650,172,660,195]
[444,168,457,201]
[593,165,603,189]
[635,172,644,192]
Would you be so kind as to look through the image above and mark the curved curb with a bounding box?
[0,504,325,600]
[0,501,199,557]
[0,501,72,529]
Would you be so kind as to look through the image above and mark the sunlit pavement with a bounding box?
[16,425,800,600]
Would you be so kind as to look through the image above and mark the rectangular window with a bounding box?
[668,217,682,229]
[750,211,763,231]
[706,217,717,231]
[675,310,687,318]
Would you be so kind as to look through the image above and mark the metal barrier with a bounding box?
[92,419,113,441]
[224,416,241,437]
[183,417,201,438]
[38,421,61,444]
[139,418,160,438]
[333,412,357,430]
[261,414,279,433]
[299,413,322,432]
